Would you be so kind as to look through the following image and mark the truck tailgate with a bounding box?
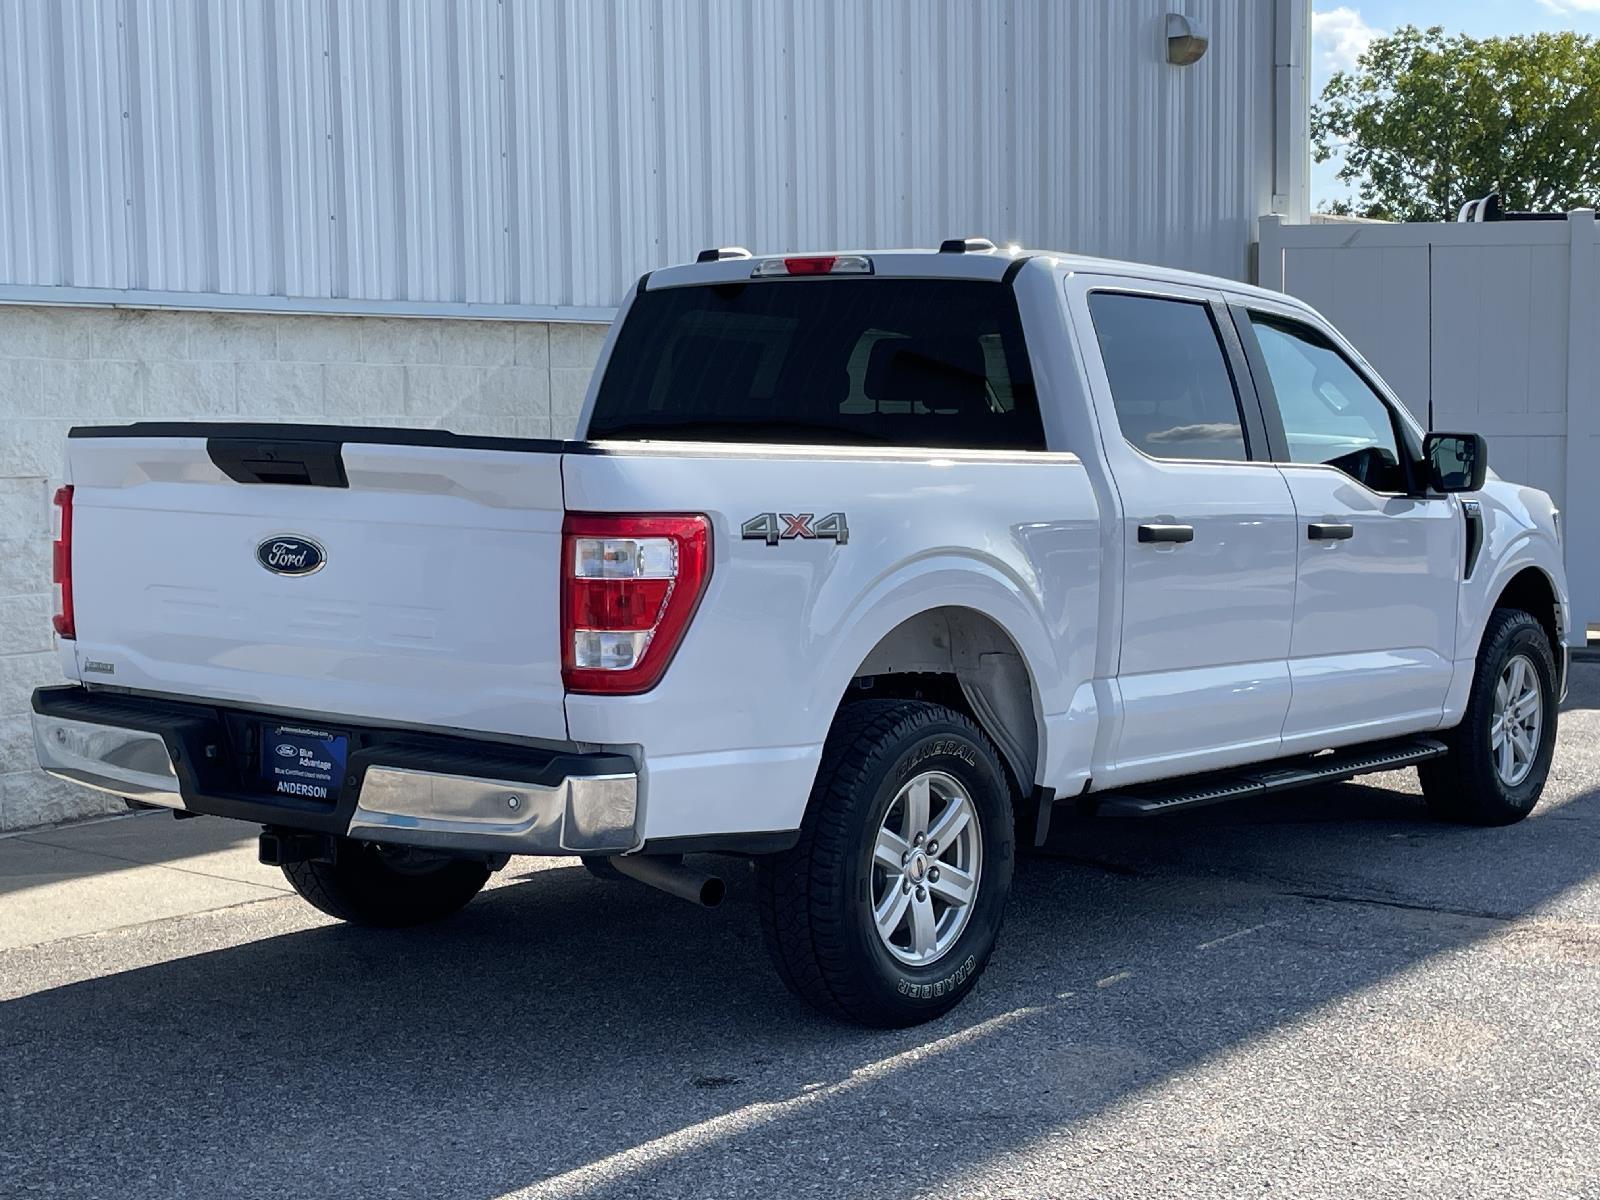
[63,428,569,741]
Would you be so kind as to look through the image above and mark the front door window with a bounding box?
[1249,314,1407,493]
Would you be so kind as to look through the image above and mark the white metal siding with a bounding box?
[1,0,1303,314]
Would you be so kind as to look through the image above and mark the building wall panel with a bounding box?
[0,0,1302,314]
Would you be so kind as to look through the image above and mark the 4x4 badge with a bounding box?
[741,512,849,547]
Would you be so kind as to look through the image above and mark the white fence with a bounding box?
[1258,211,1599,644]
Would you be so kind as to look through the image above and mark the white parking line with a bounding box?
[1196,923,1269,951]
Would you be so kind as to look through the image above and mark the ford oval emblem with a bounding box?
[257,535,326,577]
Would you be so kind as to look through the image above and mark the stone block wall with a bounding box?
[0,305,608,830]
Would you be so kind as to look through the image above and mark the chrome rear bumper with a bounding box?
[33,714,185,808]
[347,765,639,854]
[30,692,640,856]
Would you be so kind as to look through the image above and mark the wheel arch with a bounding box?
[1491,565,1564,658]
[1446,555,1570,729]
[835,605,1046,800]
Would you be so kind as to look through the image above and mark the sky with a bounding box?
[1310,0,1600,208]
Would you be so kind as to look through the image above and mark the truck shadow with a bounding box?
[4,772,1599,1198]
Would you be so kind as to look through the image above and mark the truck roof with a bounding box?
[643,246,1299,308]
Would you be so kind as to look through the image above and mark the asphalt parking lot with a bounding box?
[3,665,1599,1199]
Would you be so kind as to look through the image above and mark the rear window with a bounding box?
[587,278,1046,450]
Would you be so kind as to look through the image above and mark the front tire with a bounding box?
[756,699,1014,1027]
[1420,608,1558,826]
[282,839,491,927]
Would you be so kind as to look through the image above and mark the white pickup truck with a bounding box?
[33,241,1569,1026]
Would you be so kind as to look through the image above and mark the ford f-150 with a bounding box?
[32,240,1569,1025]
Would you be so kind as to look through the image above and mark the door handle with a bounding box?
[1137,523,1195,544]
[1307,522,1354,541]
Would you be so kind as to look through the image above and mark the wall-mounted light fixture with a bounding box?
[1166,13,1209,65]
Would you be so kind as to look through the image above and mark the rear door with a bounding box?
[1231,304,1459,749]
[64,427,570,740]
[1070,279,1299,786]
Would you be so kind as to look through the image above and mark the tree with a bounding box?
[1313,26,1600,221]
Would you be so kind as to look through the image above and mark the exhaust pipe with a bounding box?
[608,854,725,908]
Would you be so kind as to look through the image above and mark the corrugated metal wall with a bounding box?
[0,0,1303,315]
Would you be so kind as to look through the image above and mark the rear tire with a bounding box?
[282,839,491,927]
[756,699,1014,1027]
[1420,608,1558,826]
[580,855,625,882]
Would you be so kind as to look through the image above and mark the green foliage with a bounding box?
[1313,25,1600,221]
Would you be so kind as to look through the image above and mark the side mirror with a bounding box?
[1423,431,1488,493]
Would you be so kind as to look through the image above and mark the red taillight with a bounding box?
[561,513,711,695]
[52,485,75,640]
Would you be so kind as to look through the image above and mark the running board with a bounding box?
[1089,736,1449,818]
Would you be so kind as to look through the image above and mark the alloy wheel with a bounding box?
[1490,653,1543,788]
[870,770,982,966]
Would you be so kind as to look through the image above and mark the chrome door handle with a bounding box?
[1137,523,1195,544]
[1307,522,1354,541]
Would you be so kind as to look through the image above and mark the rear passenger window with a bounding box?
[1088,293,1250,463]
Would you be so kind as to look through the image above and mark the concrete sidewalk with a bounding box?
[0,810,291,952]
